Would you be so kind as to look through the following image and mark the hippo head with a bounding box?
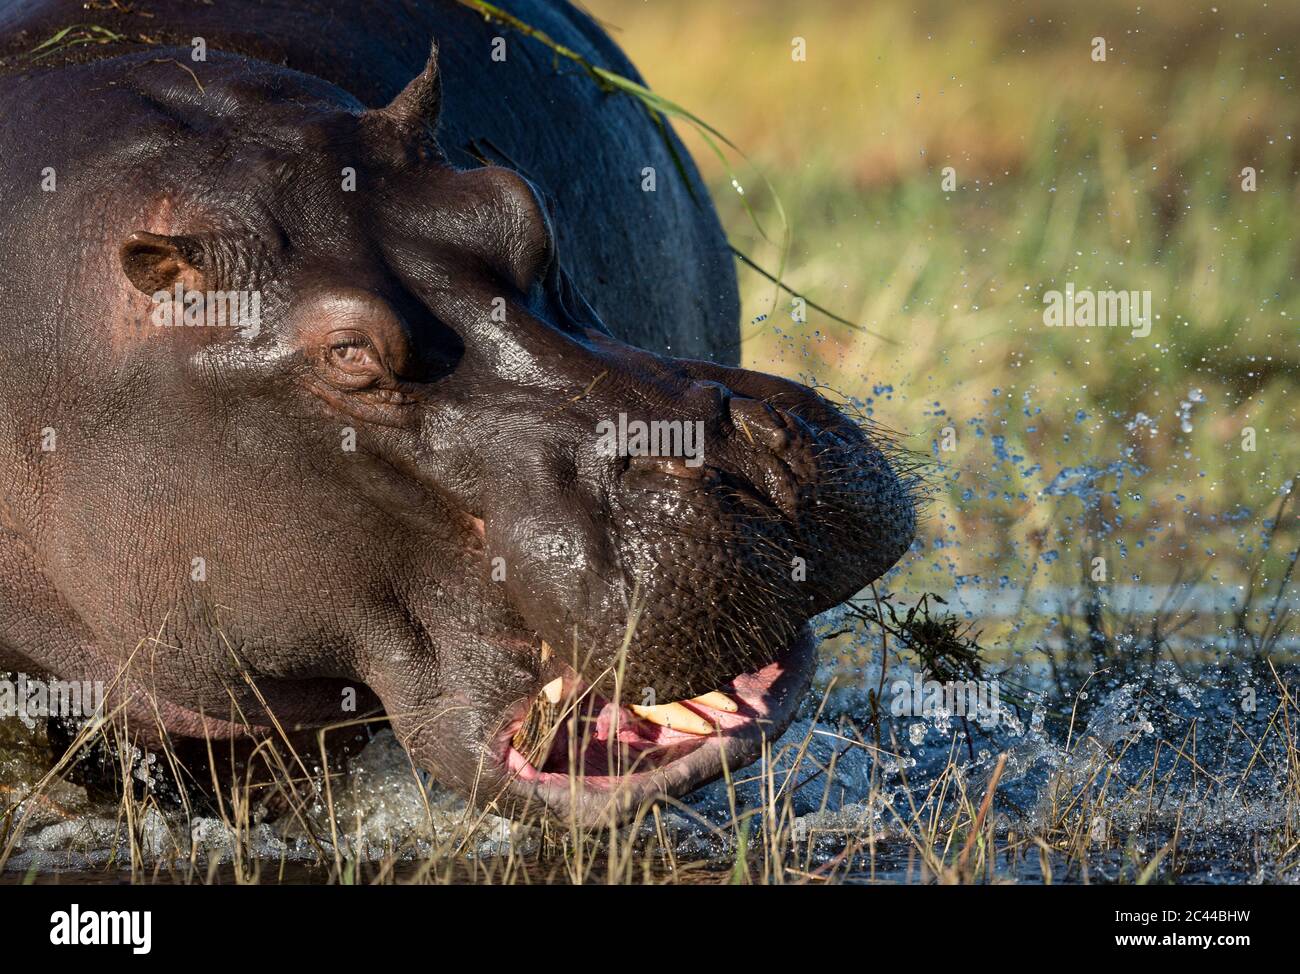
[73,45,916,824]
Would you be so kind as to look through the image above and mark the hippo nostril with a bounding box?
[686,380,732,431]
[690,379,731,409]
[729,397,792,453]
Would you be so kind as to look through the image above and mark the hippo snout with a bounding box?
[435,339,919,823]
[468,334,918,705]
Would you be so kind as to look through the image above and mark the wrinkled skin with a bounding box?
[0,0,915,823]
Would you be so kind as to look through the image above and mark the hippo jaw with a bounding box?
[395,357,917,825]
[489,628,818,824]
[385,355,917,826]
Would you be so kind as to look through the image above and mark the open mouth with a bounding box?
[487,626,818,824]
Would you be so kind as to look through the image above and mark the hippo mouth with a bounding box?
[487,627,818,824]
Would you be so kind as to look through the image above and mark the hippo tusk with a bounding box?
[630,701,715,736]
[689,691,739,713]
[540,677,564,704]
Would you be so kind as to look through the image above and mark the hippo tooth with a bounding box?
[630,702,715,736]
[689,691,739,713]
[512,688,563,766]
[541,677,564,704]
[540,640,553,662]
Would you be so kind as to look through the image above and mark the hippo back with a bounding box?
[0,0,739,363]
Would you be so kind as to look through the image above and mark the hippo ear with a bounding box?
[119,231,205,295]
[376,39,441,140]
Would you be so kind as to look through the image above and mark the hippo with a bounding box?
[0,0,915,824]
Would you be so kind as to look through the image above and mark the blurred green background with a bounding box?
[584,0,1299,596]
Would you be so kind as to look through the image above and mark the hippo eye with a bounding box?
[332,342,372,368]
[323,330,383,384]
